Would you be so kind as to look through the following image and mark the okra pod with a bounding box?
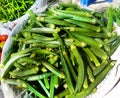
[51,10,97,24]
[63,51,77,81]
[83,76,88,89]
[60,48,74,94]
[22,72,53,81]
[70,32,102,48]
[41,61,65,79]
[87,66,95,83]
[9,66,39,78]
[64,19,100,32]
[23,27,56,33]
[93,60,108,76]
[1,53,30,78]
[90,47,109,60]
[83,48,100,67]
[70,45,84,93]
[37,16,73,26]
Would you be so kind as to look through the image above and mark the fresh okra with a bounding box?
[1,2,119,98]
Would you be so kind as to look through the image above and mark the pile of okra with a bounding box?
[1,3,120,98]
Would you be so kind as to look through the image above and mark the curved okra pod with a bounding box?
[1,53,30,78]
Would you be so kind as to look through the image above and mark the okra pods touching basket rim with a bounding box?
[1,1,120,98]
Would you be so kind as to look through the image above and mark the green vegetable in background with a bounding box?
[0,0,34,22]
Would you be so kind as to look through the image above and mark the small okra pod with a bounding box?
[83,48,100,67]
[87,66,95,83]
[9,66,39,78]
[11,48,37,57]
[41,61,65,79]
[93,60,109,76]
[1,78,19,85]
[64,19,100,32]
[54,74,59,88]
[90,47,109,60]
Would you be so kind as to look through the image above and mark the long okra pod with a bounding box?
[9,66,39,78]
[70,44,84,94]
[51,10,97,24]
[60,48,74,94]
[22,27,56,34]
[70,32,102,48]
[63,51,77,81]
[64,19,100,32]
[23,72,53,81]
[37,16,73,26]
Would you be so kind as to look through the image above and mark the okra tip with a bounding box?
[60,72,65,79]
[83,85,88,89]
[70,44,76,50]
[36,16,44,22]
[17,79,27,88]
